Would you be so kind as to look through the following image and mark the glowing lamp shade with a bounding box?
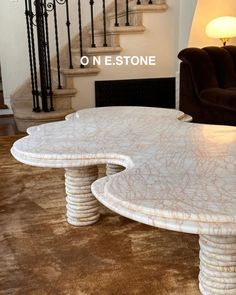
[206,16,236,45]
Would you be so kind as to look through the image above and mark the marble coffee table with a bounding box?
[11,107,236,295]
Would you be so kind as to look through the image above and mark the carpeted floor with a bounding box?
[0,135,200,295]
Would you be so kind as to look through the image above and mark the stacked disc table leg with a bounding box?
[199,235,236,295]
[65,166,99,226]
[106,163,124,176]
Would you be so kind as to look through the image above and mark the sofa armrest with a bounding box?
[200,88,236,112]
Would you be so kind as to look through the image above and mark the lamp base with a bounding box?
[220,38,229,46]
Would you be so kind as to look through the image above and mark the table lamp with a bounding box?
[205,16,236,46]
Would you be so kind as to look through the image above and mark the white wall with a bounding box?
[189,0,236,47]
[178,0,198,51]
[0,1,28,105]
[175,0,197,108]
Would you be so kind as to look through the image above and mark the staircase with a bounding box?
[11,0,168,132]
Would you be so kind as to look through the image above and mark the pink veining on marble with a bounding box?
[11,107,236,295]
[11,107,236,235]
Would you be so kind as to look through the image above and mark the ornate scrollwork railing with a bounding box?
[24,0,158,112]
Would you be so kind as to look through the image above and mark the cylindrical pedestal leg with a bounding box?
[97,164,106,178]
[199,235,236,295]
[106,163,124,176]
[65,166,99,226]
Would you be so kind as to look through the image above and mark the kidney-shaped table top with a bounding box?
[11,107,236,236]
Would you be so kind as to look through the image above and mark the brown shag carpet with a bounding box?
[0,135,200,295]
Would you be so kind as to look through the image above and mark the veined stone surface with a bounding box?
[199,235,236,295]
[11,106,236,295]
[11,106,236,234]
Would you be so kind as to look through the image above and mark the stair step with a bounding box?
[72,46,122,56]
[53,88,77,97]
[12,100,32,109]
[14,107,74,132]
[12,88,77,132]
[12,88,77,103]
[125,4,168,13]
[92,26,146,37]
[106,1,169,28]
[108,4,168,19]
[109,25,146,34]
[60,67,100,77]
[14,107,73,120]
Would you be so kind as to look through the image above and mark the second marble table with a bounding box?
[11,107,236,295]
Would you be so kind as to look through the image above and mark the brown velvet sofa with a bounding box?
[178,46,236,126]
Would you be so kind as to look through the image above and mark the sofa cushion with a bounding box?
[178,48,219,93]
[203,47,236,88]
[224,46,236,69]
[200,88,236,111]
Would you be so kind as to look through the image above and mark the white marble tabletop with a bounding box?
[11,107,236,236]
[11,107,236,295]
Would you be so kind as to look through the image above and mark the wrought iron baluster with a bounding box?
[41,3,49,93]
[35,0,49,111]
[65,0,73,69]
[114,0,119,26]
[102,0,108,47]
[25,0,36,111]
[43,0,54,111]
[28,0,40,111]
[89,0,96,47]
[125,0,130,26]
[53,0,62,89]
[77,0,84,68]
